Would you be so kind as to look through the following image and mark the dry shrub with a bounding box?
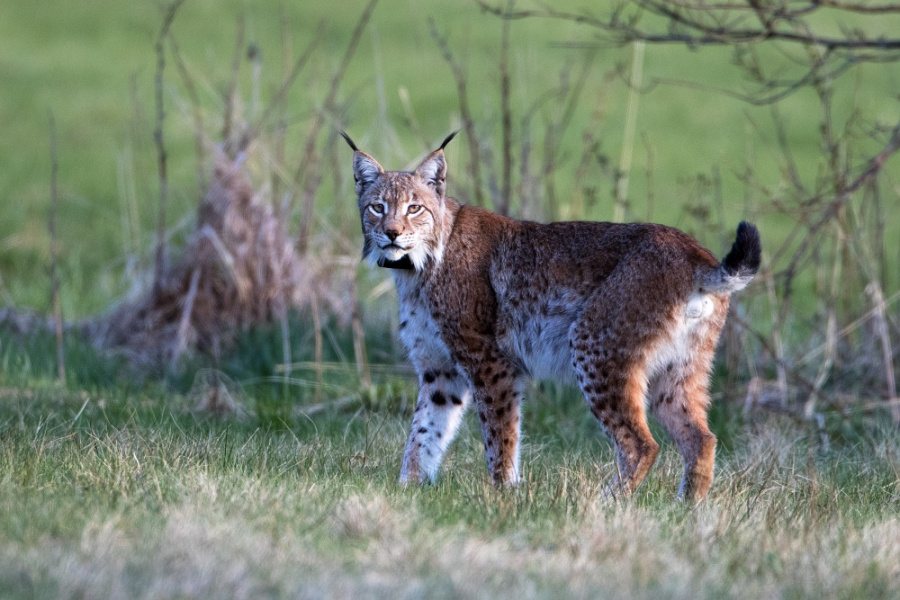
[89,152,355,369]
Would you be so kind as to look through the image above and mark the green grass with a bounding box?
[1,362,898,599]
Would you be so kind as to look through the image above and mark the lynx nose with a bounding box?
[385,229,400,241]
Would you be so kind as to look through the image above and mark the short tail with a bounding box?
[700,221,761,293]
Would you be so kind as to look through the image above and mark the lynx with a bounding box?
[342,131,760,500]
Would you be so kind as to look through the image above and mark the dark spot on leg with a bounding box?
[496,407,506,418]
[484,395,494,405]
[399,320,408,330]
[423,371,437,384]
[432,391,447,405]
[436,432,442,439]
[418,427,428,434]
[451,395,463,406]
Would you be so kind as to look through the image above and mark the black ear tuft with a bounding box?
[340,130,360,152]
[438,130,459,151]
[342,133,384,198]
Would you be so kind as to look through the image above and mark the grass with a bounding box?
[1,323,899,598]
[1,360,898,599]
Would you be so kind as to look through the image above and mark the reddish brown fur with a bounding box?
[344,133,759,500]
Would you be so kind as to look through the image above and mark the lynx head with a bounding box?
[342,131,457,271]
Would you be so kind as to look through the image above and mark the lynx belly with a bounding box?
[501,300,579,384]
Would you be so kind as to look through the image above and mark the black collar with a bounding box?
[377,255,415,270]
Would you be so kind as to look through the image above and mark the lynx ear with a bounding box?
[414,131,457,198]
[341,131,383,197]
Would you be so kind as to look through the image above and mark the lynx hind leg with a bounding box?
[399,366,471,485]
[571,327,660,498]
[570,265,692,498]
[649,368,716,501]
[649,297,728,501]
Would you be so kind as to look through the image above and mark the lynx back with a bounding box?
[342,132,760,501]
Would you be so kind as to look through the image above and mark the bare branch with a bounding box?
[428,18,485,207]
[294,0,380,253]
[778,119,900,298]
[477,0,900,50]
[153,0,186,295]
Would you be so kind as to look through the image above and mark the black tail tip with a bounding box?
[722,221,762,276]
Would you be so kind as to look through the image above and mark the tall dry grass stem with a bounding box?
[614,41,644,223]
[47,110,65,384]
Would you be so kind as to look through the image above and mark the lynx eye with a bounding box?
[407,204,423,215]
[368,204,385,216]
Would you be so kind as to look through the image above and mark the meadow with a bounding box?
[1,0,899,597]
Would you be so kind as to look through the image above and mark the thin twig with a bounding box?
[294,0,380,252]
[169,35,206,198]
[311,293,324,403]
[428,18,484,207]
[255,24,323,133]
[778,119,900,297]
[222,14,246,156]
[152,0,186,295]
[498,0,514,216]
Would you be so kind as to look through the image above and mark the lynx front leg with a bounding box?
[399,366,471,484]
[468,355,525,486]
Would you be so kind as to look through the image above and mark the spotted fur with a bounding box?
[342,132,761,500]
